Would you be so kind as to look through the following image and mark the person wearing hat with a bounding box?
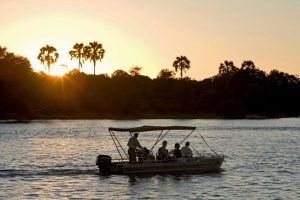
[127,132,143,162]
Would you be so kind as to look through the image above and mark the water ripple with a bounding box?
[1,119,300,199]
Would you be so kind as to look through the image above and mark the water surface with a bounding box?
[0,119,299,199]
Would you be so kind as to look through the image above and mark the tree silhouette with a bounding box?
[111,69,130,78]
[84,42,105,75]
[241,60,256,70]
[0,46,7,58]
[129,66,142,76]
[269,69,299,85]
[173,56,191,78]
[37,45,59,74]
[157,68,176,79]
[219,60,238,74]
[69,43,85,71]
[2,46,300,119]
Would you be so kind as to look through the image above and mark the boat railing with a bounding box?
[111,154,225,165]
[112,158,129,162]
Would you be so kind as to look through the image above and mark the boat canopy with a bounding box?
[109,125,196,133]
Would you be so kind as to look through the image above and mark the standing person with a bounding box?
[157,140,169,160]
[127,133,143,162]
[181,142,193,157]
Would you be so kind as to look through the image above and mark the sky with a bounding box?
[0,0,299,79]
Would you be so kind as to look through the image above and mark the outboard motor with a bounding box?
[96,154,112,174]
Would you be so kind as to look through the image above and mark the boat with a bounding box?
[96,126,225,175]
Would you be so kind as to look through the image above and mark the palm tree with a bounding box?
[219,60,238,74]
[37,45,59,74]
[84,42,105,75]
[172,56,191,78]
[69,43,85,71]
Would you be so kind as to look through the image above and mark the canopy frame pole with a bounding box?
[150,130,170,152]
[150,130,163,151]
[109,130,128,161]
[197,130,218,156]
[190,145,202,157]
[179,129,195,145]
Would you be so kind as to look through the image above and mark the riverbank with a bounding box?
[1,113,298,122]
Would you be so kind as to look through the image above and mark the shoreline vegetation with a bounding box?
[1,45,300,120]
[1,113,297,121]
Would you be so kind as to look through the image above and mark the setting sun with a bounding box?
[49,65,69,76]
[1,1,300,199]
[1,1,299,79]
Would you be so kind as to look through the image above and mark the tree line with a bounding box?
[38,42,191,78]
[1,45,299,119]
[38,42,105,75]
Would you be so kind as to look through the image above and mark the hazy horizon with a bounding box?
[0,0,299,79]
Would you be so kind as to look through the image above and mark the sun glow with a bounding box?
[0,1,299,79]
[50,65,69,76]
[21,36,115,76]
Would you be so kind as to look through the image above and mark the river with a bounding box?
[0,119,299,199]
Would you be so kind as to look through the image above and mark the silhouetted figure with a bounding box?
[170,143,182,158]
[181,142,193,157]
[157,140,169,160]
[127,133,143,162]
[136,147,150,162]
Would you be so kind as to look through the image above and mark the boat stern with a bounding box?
[96,154,112,174]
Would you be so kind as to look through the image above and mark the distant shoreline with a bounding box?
[2,48,300,122]
[1,113,298,122]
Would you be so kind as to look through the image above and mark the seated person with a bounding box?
[181,142,193,157]
[157,140,169,160]
[170,143,182,158]
[137,147,150,162]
